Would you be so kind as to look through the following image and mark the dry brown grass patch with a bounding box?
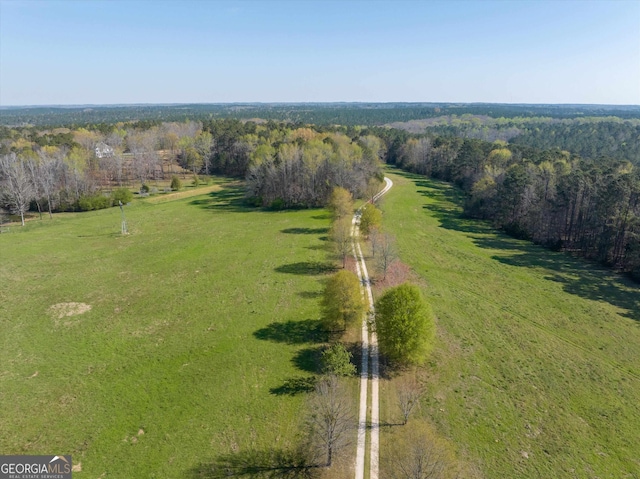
[49,302,92,321]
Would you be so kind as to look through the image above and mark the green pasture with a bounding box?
[0,178,334,477]
[378,170,640,479]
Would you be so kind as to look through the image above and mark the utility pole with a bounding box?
[119,200,128,235]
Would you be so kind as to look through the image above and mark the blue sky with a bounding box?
[1,0,638,105]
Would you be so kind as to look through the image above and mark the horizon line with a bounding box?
[2,101,639,110]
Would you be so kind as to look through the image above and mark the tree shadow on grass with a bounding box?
[269,376,317,396]
[483,240,640,322]
[281,227,329,235]
[305,244,330,252]
[297,291,322,300]
[292,347,324,374]
[253,319,328,344]
[187,448,321,479]
[415,183,487,235]
[254,320,328,396]
[275,262,337,276]
[400,171,640,323]
[189,183,254,212]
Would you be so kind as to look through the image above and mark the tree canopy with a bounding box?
[375,283,435,367]
[321,270,365,332]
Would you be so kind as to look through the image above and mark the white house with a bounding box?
[95,142,114,158]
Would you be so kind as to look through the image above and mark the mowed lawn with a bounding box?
[379,171,640,478]
[0,179,332,477]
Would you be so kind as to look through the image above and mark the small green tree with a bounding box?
[359,203,382,237]
[170,175,182,191]
[111,187,133,204]
[328,186,353,219]
[375,284,435,368]
[321,270,365,331]
[330,217,352,268]
[321,343,356,376]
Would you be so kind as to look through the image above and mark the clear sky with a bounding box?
[1,0,639,106]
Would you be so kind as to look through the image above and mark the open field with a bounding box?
[0,178,338,477]
[377,170,640,478]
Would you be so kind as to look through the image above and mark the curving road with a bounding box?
[353,177,393,479]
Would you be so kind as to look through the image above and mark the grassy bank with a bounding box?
[378,170,640,478]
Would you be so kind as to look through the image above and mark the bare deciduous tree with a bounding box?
[398,378,423,425]
[128,128,161,185]
[386,425,457,479]
[376,233,398,280]
[307,375,354,467]
[0,153,34,226]
[370,226,381,258]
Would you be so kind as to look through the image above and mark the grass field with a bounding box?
[377,170,640,478]
[0,178,338,477]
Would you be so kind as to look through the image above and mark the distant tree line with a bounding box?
[403,115,640,164]
[2,103,639,128]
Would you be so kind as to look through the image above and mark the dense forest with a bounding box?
[372,127,640,281]
[2,103,639,128]
[390,115,640,164]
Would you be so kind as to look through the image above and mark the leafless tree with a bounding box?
[127,128,161,185]
[389,439,449,479]
[370,226,381,258]
[398,378,423,425]
[195,130,214,176]
[0,153,34,226]
[376,233,398,280]
[105,130,124,150]
[307,375,354,467]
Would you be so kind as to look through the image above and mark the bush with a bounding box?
[170,176,182,191]
[321,343,356,376]
[192,175,200,187]
[375,283,435,368]
[140,184,150,194]
[77,194,113,211]
[111,187,133,205]
[268,198,285,211]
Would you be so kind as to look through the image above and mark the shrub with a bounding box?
[140,184,150,194]
[269,198,285,211]
[111,187,133,205]
[77,194,113,211]
[170,176,182,191]
[321,343,356,376]
[192,175,200,187]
